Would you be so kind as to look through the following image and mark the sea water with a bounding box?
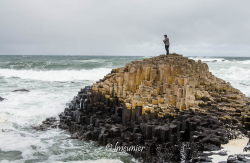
[0,55,249,163]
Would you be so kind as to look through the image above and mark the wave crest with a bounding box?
[189,57,227,62]
[0,68,111,81]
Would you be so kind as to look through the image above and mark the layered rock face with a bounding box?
[92,54,248,123]
[59,54,250,162]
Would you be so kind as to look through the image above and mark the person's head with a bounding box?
[164,35,168,38]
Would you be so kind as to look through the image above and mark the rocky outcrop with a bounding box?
[0,96,5,101]
[92,54,249,125]
[59,54,250,162]
[33,117,58,131]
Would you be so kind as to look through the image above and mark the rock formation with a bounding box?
[92,54,249,124]
[33,117,58,131]
[0,96,5,101]
[59,54,250,162]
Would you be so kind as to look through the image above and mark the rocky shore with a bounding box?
[58,54,250,162]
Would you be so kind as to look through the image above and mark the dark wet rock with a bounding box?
[243,139,250,152]
[0,96,5,101]
[200,136,222,148]
[203,143,221,151]
[227,154,250,163]
[70,132,80,139]
[218,150,227,156]
[58,86,242,162]
[56,86,249,162]
[12,89,30,92]
[33,117,58,131]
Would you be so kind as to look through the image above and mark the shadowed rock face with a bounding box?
[59,54,250,162]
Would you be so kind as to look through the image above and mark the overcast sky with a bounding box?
[0,0,250,56]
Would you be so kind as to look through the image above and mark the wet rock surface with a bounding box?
[57,54,250,162]
[244,139,250,152]
[226,154,250,163]
[0,96,5,101]
[33,117,58,131]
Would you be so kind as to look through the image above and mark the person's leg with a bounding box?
[165,45,168,55]
[166,45,169,55]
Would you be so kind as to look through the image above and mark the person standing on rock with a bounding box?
[163,35,170,55]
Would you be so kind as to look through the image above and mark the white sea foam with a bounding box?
[73,59,105,63]
[0,68,111,81]
[189,56,250,65]
[0,81,134,162]
[237,60,250,64]
[217,66,250,81]
[209,65,250,96]
[210,137,249,163]
[143,56,153,58]
[53,159,124,163]
[189,57,227,62]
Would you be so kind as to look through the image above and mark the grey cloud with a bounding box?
[0,0,250,56]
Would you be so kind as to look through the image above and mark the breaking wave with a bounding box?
[189,57,227,62]
[189,56,250,64]
[0,68,111,81]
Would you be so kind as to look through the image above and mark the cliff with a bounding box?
[59,54,250,162]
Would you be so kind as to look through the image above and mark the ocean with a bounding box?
[0,55,249,163]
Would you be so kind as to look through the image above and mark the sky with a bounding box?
[0,0,250,56]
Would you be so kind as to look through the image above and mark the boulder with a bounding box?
[33,117,58,131]
[0,96,5,101]
[227,154,250,163]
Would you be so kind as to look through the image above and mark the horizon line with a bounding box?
[0,54,250,57]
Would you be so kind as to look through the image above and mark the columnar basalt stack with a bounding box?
[59,54,250,162]
[92,54,249,123]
